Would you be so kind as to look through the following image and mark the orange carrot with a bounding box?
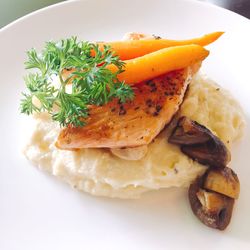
[98,32,222,60]
[107,44,209,85]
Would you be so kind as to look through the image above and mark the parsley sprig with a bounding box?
[20,37,134,127]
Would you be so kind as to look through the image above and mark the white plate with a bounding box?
[0,0,250,249]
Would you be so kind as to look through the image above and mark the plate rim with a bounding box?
[0,0,249,35]
[0,0,248,249]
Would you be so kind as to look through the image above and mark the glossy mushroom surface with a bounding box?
[189,176,234,230]
[169,116,231,167]
[168,116,211,145]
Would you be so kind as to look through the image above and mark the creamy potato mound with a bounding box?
[23,74,245,199]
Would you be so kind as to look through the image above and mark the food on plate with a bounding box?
[64,44,208,85]
[20,32,245,230]
[110,145,148,161]
[189,170,235,230]
[169,117,240,229]
[96,31,223,60]
[23,74,244,199]
[169,116,231,167]
[57,63,200,149]
[204,168,240,199]
[189,166,239,230]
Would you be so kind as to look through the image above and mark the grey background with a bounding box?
[0,0,63,28]
[0,0,249,29]
[201,0,250,18]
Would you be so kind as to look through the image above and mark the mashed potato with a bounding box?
[23,74,245,199]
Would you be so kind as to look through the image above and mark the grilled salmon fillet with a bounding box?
[56,62,201,149]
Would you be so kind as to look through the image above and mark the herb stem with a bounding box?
[20,37,134,127]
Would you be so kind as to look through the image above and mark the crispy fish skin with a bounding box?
[56,63,201,149]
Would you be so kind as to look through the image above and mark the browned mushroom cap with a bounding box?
[204,167,240,199]
[168,116,231,168]
[189,177,234,230]
[181,139,231,168]
[168,116,212,145]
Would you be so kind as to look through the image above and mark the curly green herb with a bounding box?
[20,37,134,127]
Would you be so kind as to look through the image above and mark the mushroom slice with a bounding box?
[168,116,231,167]
[204,167,240,199]
[168,116,212,145]
[196,189,227,212]
[189,178,234,230]
[111,145,148,161]
[181,139,231,168]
